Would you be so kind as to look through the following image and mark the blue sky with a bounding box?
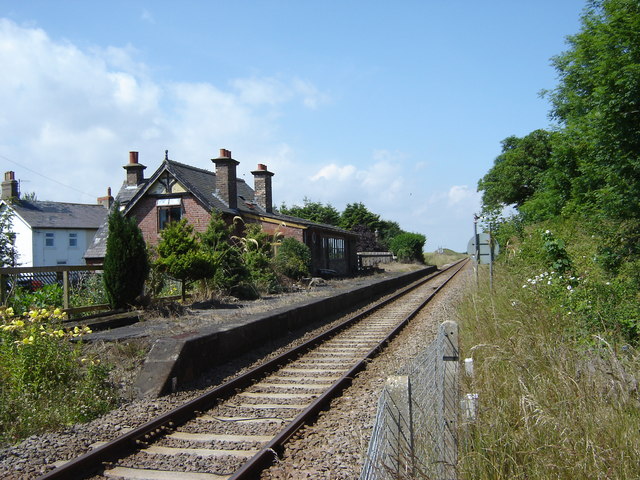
[0,1,585,251]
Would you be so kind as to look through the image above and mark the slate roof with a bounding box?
[10,200,107,229]
[84,157,354,261]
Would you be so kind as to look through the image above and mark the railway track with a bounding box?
[39,259,468,480]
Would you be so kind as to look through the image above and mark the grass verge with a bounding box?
[457,256,640,478]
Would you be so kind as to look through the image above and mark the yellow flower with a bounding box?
[5,307,14,317]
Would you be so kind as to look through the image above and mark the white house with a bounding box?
[1,171,108,267]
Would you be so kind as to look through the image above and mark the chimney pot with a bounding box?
[251,164,274,213]
[212,150,240,209]
[97,186,114,209]
[2,171,19,201]
[124,151,146,186]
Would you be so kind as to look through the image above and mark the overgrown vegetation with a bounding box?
[458,220,640,479]
[463,2,640,477]
[0,307,116,446]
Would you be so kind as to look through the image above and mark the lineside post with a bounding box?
[440,320,459,480]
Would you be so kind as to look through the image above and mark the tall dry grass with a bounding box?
[457,267,640,479]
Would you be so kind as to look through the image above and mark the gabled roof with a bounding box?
[122,159,263,216]
[85,155,356,261]
[6,200,107,229]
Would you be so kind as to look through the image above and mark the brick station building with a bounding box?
[85,149,358,276]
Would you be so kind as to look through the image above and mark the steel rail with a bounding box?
[37,259,467,480]
[229,258,468,479]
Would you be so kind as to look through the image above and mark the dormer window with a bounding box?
[157,198,182,230]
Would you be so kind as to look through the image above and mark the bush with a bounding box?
[273,237,311,280]
[0,307,116,445]
[155,219,217,300]
[458,219,640,478]
[8,283,63,315]
[200,213,249,295]
[389,232,426,263]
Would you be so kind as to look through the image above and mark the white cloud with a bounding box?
[310,163,357,182]
[0,19,328,203]
[447,185,475,205]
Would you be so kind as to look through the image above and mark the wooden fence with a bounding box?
[0,264,107,315]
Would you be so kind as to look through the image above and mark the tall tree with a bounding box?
[103,205,149,308]
[478,129,553,211]
[279,198,341,226]
[339,202,381,231]
[546,0,640,219]
[0,207,17,268]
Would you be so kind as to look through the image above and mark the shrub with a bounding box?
[389,232,426,263]
[103,205,149,309]
[200,213,248,295]
[0,307,116,445]
[8,283,63,315]
[273,237,311,280]
[155,219,217,300]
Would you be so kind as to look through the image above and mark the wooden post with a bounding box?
[63,270,69,310]
[440,320,459,480]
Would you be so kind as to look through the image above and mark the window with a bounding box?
[69,233,78,247]
[45,232,54,247]
[157,198,183,230]
[328,237,345,260]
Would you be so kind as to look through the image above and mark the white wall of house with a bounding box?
[11,213,34,267]
[32,228,96,267]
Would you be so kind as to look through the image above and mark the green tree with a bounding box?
[0,207,17,268]
[478,129,553,211]
[279,198,341,226]
[377,220,404,249]
[389,232,427,263]
[339,202,381,231]
[103,205,149,309]
[545,0,640,219]
[155,219,216,300]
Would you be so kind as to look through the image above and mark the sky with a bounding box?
[0,1,586,251]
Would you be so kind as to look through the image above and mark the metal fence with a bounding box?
[360,321,459,480]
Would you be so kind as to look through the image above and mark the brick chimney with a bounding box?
[97,187,114,209]
[123,151,146,186]
[212,148,239,209]
[251,164,274,213]
[1,171,19,201]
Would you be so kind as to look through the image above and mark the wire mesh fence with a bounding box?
[360,321,459,480]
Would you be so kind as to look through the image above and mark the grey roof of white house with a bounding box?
[10,200,107,229]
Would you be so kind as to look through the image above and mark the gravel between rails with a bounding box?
[0,263,471,480]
